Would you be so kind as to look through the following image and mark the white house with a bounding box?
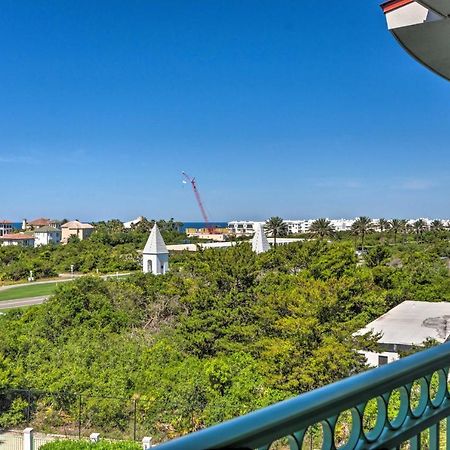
[0,220,14,237]
[34,226,61,247]
[142,224,169,275]
[0,233,35,247]
[356,301,450,367]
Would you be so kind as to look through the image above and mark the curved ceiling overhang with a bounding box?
[382,0,450,80]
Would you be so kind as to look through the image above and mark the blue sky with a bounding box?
[1,1,449,221]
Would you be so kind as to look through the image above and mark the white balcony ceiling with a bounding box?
[383,0,450,80]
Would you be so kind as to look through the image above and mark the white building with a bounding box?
[228,219,356,235]
[34,226,61,247]
[143,224,169,275]
[0,220,14,237]
[356,301,450,367]
[252,223,270,254]
[228,221,263,236]
[124,216,144,229]
[0,233,35,247]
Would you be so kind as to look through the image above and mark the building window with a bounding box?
[378,355,388,366]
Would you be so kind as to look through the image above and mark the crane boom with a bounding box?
[182,172,210,227]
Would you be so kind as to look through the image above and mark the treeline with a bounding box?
[0,238,449,441]
[0,219,186,282]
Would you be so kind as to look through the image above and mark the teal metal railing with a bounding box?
[157,342,450,449]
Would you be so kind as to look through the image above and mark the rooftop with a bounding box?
[28,218,51,226]
[61,220,94,229]
[143,224,168,254]
[0,233,35,241]
[34,226,61,234]
[357,300,450,346]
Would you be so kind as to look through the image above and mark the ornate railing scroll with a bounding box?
[157,342,450,449]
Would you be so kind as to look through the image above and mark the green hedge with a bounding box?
[40,441,141,450]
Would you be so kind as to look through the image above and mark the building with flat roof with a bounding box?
[356,300,450,367]
[0,220,14,237]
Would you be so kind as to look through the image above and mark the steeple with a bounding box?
[143,223,168,255]
[143,224,169,275]
[252,223,270,254]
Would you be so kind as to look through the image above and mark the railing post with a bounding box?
[142,436,152,449]
[430,423,440,450]
[78,394,82,439]
[26,390,31,424]
[23,427,33,450]
[133,399,137,441]
[90,433,100,443]
[447,417,450,450]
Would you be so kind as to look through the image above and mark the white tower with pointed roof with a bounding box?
[252,223,270,254]
[143,224,169,275]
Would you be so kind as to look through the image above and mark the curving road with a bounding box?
[0,295,50,311]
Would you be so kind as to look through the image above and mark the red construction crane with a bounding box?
[182,172,212,230]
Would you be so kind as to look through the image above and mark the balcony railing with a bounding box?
[157,342,450,449]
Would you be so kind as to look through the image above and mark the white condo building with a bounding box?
[228,218,449,236]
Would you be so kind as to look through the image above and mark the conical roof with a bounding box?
[143,224,168,254]
[252,223,270,254]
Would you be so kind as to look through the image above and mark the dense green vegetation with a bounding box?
[0,230,449,442]
[40,441,140,450]
[0,219,186,282]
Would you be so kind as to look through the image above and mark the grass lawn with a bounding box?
[0,283,59,301]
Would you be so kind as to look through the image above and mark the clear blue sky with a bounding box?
[1,1,449,221]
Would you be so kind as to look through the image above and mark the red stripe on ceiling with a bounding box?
[381,0,414,13]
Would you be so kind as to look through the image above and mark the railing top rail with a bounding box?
[157,342,450,449]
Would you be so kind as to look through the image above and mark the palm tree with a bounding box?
[431,219,444,233]
[389,219,402,244]
[400,219,409,243]
[351,216,374,250]
[309,218,335,239]
[378,218,390,233]
[264,217,288,247]
[413,219,428,242]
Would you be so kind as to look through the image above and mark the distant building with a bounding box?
[228,221,263,236]
[252,223,270,254]
[61,220,95,243]
[25,218,62,230]
[34,226,62,247]
[356,301,450,367]
[143,224,169,275]
[0,220,14,237]
[0,233,35,247]
[185,227,229,241]
[124,216,144,229]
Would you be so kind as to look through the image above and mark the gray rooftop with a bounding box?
[357,301,450,346]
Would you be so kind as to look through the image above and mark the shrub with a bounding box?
[40,441,141,450]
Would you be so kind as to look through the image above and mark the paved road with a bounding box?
[0,295,50,311]
[0,272,134,292]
